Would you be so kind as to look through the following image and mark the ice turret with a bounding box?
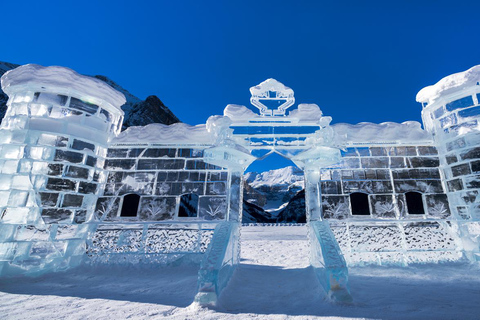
[418,65,480,220]
[0,64,125,275]
[418,65,480,260]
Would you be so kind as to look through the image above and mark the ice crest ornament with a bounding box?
[250,79,295,116]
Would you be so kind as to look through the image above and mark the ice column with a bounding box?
[418,65,480,260]
[0,64,125,275]
[196,124,255,306]
[292,145,352,302]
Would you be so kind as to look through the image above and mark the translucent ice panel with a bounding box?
[1,160,18,174]
[33,92,68,106]
[69,97,99,115]
[458,106,480,119]
[72,139,95,152]
[446,96,474,111]
[433,106,445,119]
[231,126,274,135]
[29,104,50,117]
[0,145,24,159]
[99,109,112,122]
[84,116,109,132]
[440,113,457,128]
[8,190,29,206]
[29,118,65,134]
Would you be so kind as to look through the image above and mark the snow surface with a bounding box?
[1,225,479,320]
[1,64,126,109]
[112,122,215,144]
[416,64,480,105]
[332,121,432,144]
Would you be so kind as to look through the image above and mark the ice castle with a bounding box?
[0,64,479,304]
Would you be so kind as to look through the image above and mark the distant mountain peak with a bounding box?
[245,166,304,188]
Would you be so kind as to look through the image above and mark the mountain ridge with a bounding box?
[243,166,306,223]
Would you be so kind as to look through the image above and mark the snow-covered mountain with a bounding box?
[243,166,306,223]
[245,166,304,189]
[0,61,180,129]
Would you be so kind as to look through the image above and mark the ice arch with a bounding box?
[196,79,351,305]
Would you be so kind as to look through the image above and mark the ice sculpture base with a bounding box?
[309,220,353,303]
[195,221,240,307]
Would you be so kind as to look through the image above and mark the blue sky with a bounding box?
[2,1,480,172]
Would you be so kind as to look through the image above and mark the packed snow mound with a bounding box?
[1,64,126,109]
[332,121,432,144]
[113,122,215,144]
[245,166,304,188]
[416,64,480,105]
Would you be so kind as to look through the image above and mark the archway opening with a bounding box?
[243,152,305,223]
[120,194,140,217]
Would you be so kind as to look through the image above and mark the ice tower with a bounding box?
[418,65,480,259]
[0,65,125,275]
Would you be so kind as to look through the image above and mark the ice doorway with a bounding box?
[243,152,306,224]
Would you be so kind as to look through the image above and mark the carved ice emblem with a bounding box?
[250,78,295,116]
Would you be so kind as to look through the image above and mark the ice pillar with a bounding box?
[293,145,352,302]
[304,168,322,221]
[196,145,254,305]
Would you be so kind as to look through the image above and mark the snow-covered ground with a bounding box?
[1,225,479,319]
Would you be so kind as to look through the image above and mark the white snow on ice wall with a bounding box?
[1,64,126,110]
[113,122,215,144]
[416,64,480,105]
[332,121,432,144]
[224,104,258,120]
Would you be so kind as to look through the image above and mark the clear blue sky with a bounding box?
[2,1,480,172]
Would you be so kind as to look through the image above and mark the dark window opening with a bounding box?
[120,194,140,217]
[405,192,425,215]
[178,194,199,217]
[350,192,370,215]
